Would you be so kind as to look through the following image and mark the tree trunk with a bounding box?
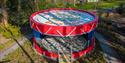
[0,0,8,27]
[17,0,21,12]
[34,0,39,11]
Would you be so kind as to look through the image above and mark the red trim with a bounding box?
[33,37,95,59]
[30,8,98,36]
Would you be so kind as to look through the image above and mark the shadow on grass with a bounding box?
[4,27,34,63]
[97,23,125,62]
[0,60,10,63]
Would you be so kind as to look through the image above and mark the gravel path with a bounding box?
[0,34,32,61]
[95,32,122,63]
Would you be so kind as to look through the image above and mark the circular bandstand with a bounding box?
[30,8,98,62]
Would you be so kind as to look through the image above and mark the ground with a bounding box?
[97,12,125,62]
[1,40,105,63]
[0,34,14,52]
[1,40,47,63]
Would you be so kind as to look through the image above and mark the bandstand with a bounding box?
[30,8,98,63]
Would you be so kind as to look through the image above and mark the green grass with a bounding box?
[0,25,21,39]
[98,1,119,9]
[0,25,21,51]
[38,0,125,10]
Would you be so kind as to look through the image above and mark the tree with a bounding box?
[34,0,40,11]
[0,0,8,27]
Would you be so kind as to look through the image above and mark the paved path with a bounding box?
[0,34,33,61]
[95,32,122,63]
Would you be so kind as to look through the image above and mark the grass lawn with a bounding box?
[37,0,125,11]
[82,1,125,10]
